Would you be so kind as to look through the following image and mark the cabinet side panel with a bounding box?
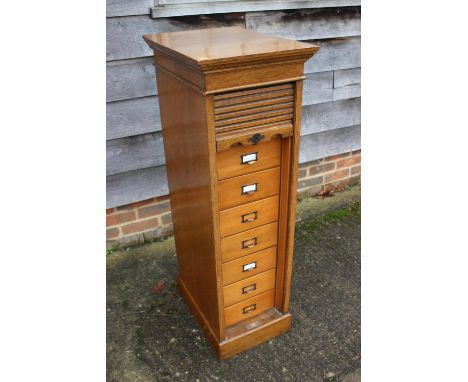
[275,137,292,309]
[281,79,304,313]
[156,68,221,338]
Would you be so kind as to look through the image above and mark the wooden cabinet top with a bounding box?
[143,27,318,70]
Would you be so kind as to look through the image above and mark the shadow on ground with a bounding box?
[107,189,361,382]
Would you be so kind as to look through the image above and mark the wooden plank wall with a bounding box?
[106,2,361,208]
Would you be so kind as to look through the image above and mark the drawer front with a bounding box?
[224,289,275,327]
[222,246,277,286]
[218,167,280,210]
[220,221,278,262]
[219,195,279,238]
[216,138,281,180]
[223,268,276,307]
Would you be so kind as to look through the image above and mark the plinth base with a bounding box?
[177,275,292,360]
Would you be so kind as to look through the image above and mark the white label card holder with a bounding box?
[243,262,257,272]
[242,183,257,194]
[241,152,257,164]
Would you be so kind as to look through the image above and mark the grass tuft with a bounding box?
[299,201,360,238]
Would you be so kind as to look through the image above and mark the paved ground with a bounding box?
[107,186,361,382]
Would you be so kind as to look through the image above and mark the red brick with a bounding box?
[106,227,119,239]
[304,158,324,167]
[131,198,156,208]
[106,211,136,227]
[298,176,323,189]
[337,155,360,169]
[138,200,171,219]
[324,168,350,183]
[156,194,170,202]
[116,204,131,211]
[115,197,161,211]
[161,213,172,225]
[325,152,350,162]
[308,162,335,176]
[298,168,307,179]
[121,218,159,235]
[351,165,361,175]
[106,208,114,215]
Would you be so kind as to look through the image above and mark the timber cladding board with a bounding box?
[301,97,360,135]
[106,132,165,176]
[106,97,161,140]
[151,1,361,18]
[301,69,361,106]
[106,124,361,208]
[299,124,361,164]
[304,36,360,74]
[107,165,169,208]
[107,9,360,61]
[106,14,245,61]
[107,0,153,17]
[106,58,156,102]
[245,8,360,41]
[106,0,362,18]
[157,0,359,5]
[333,67,361,101]
[302,71,333,105]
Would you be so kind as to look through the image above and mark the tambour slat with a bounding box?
[215,101,294,121]
[213,83,293,101]
[215,108,294,127]
[215,114,294,133]
[214,89,294,108]
[215,95,294,115]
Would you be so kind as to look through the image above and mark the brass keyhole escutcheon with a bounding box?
[248,133,265,144]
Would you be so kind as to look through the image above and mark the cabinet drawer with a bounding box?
[224,289,275,327]
[219,195,279,238]
[223,268,276,307]
[222,246,277,286]
[221,221,278,262]
[218,167,280,210]
[216,138,281,180]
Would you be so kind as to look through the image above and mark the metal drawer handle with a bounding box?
[241,152,257,165]
[241,211,257,223]
[241,183,258,195]
[242,237,257,249]
[243,304,257,314]
[242,261,257,272]
[242,283,256,294]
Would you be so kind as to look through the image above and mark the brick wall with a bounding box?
[297,149,361,199]
[106,150,360,249]
[106,195,173,249]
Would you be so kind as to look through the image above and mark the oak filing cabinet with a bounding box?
[144,27,318,359]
